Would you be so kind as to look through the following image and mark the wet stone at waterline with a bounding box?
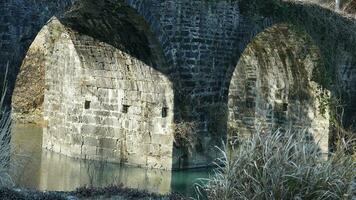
[10,124,210,196]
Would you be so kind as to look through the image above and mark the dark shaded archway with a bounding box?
[60,0,170,72]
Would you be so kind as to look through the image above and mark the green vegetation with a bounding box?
[197,130,355,199]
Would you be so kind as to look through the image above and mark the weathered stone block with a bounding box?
[84,136,99,147]
[151,134,172,145]
[82,145,97,156]
[98,138,117,149]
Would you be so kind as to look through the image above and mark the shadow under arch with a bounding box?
[12,0,179,171]
[226,23,331,154]
[59,0,171,73]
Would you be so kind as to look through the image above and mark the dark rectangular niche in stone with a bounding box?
[283,103,288,112]
[162,107,168,118]
[84,101,91,109]
[122,105,130,114]
[245,98,255,109]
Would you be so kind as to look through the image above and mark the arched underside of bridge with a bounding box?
[228,24,330,153]
[12,0,176,170]
[8,0,356,170]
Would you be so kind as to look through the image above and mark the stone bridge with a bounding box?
[1,0,355,170]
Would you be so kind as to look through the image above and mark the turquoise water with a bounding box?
[10,124,212,197]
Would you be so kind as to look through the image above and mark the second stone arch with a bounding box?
[228,24,330,154]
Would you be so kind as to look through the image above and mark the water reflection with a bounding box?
[10,124,210,196]
[37,152,172,193]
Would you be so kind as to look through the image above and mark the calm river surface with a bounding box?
[10,124,211,197]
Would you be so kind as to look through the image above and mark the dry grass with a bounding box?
[0,113,12,188]
[196,129,355,200]
[0,65,13,188]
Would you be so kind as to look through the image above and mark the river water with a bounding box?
[10,124,211,197]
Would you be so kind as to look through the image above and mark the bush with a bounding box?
[173,121,198,154]
[197,130,355,200]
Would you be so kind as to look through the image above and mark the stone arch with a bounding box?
[10,0,173,107]
[12,1,175,170]
[231,0,356,134]
[228,23,330,153]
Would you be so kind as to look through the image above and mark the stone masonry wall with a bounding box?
[5,0,356,169]
[228,24,329,153]
[38,18,174,170]
[41,0,244,169]
[141,0,243,168]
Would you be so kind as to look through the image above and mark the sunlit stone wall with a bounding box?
[228,24,330,153]
[25,18,174,170]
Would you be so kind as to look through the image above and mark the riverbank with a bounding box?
[0,186,187,200]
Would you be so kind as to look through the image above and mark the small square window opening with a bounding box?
[84,101,91,109]
[283,103,288,112]
[122,105,130,113]
[162,107,168,118]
